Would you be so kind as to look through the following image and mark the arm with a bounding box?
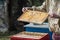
[32,1,46,12]
[22,1,46,12]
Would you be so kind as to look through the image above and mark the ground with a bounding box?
[0,31,18,40]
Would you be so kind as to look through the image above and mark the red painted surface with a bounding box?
[10,34,50,40]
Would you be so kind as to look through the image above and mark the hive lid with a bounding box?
[17,10,48,24]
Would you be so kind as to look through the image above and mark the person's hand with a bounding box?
[22,7,29,12]
[49,14,60,18]
[49,14,53,18]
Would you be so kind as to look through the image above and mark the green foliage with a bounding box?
[28,0,44,6]
[32,0,41,6]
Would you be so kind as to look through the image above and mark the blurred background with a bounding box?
[0,0,44,33]
[0,0,45,40]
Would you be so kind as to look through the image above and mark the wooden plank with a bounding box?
[17,10,48,24]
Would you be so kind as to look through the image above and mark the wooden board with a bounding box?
[11,31,49,40]
[17,10,48,24]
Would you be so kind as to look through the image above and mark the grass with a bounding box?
[0,31,18,40]
[0,37,10,40]
[0,32,10,40]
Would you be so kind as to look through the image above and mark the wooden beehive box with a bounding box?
[17,10,48,24]
[11,31,50,40]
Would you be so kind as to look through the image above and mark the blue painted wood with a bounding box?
[24,23,53,40]
[25,27,52,40]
